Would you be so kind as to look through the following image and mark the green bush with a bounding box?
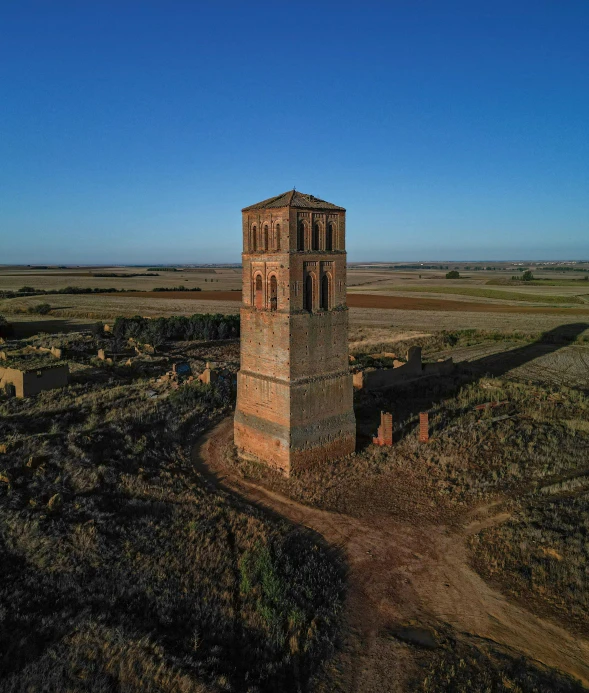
[27,303,52,315]
[112,313,240,344]
[445,270,460,279]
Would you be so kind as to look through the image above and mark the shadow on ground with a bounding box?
[357,322,589,447]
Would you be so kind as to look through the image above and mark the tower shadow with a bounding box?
[356,322,589,447]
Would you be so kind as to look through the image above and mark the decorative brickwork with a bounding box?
[373,411,393,446]
[419,412,429,443]
[234,191,356,475]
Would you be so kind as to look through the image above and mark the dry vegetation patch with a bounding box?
[0,335,344,692]
[469,492,589,634]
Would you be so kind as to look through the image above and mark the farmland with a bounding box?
[2,262,589,690]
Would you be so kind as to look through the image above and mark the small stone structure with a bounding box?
[0,363,69,398]
[198,362,219,384]
[373,411,393,446]
[159,361,195,386]
[2,345,63,361]
[353,346,454,391]
[419,412,429,442]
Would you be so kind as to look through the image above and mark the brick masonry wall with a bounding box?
[235,199,355,476]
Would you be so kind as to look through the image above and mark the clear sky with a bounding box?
[1,1,588,264]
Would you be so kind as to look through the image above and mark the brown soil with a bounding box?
[193,418,589,692]
[112,291,589,315]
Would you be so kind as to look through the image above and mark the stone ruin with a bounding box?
[0,362,69,398]
[419,412,429,442]
[1,344,63,361]
[0,343,69,398]
[373,411,393,446]
[353,346,454,391]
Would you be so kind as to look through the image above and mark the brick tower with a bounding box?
[234,190,356,476]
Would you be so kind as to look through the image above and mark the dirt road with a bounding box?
[193,418,589,691]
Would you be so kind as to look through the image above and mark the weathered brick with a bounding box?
[234,192,356,476]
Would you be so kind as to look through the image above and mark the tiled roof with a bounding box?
[242,190,345,212]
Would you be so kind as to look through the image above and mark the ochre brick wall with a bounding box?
[235,196,356,476]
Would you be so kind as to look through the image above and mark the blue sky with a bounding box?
[1,1,588,263]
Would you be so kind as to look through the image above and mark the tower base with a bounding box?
[234,369,356,477]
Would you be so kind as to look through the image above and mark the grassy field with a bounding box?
[469,492,589,633]
[361,284,588,304]
[0,332,344,692]
[3,266,589,689]
[215,328,589,689]
[487,278,589,287]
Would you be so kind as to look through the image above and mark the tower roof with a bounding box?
[242,190,345,212]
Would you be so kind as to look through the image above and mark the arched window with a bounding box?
[269,275,277,311]
[254,274,263,309]
[297,222,305,251]
[252,225,257,251]
[275,223,280,250]
[304,274,314,312]
[321,274,331,310]
[312,224,320,250]
[263,225,269,250]
[326,223,334,251]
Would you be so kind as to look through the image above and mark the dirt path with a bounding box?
[193,418,589,691]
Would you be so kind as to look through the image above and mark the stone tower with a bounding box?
[234,190,356,476]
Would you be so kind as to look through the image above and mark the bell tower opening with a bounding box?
[321,274,331,310]
[326,223,333,251]
[254,274,263,309]
[312,224,320,250]
[304,274,314,312]
[269,275,278,311]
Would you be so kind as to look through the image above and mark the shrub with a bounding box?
[445,270,460,279]
[111,313,240,344]
[522,270,534,281]
[27,303,52,315]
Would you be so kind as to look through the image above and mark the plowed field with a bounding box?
[113,291,589,315]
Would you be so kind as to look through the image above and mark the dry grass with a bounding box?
[418,631,585,692]
[469,491,589,634]
[365,284,587,304]
[0,335,344,692]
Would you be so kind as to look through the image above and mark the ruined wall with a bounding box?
[0,368,25,397]
[22,365,69,397]
[353,347,454,391]
[0,364,68,398]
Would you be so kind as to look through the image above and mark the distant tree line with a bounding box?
[535,266,589,272]
[111,313,240,346]
[392,264,452,270]
[0,286,142,299]
[147,267,178,271]
[0,286,207,300]
[91,272,159,277]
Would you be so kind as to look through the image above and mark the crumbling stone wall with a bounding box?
[353,346,454,391]
[0,364,69,398]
